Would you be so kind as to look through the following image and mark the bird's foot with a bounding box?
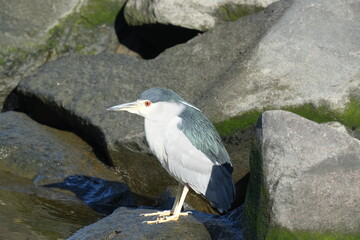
[140,210,172,217]
[141,211,192,224]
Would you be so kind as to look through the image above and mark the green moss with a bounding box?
[75,44,85,52]
[217,4,263,21]
[284,98,360,132]
[282,102,338,124]
[80,0,125,27]
[215,97,360,137]
[1,47,32,64]
[244,143,270,240]
[39,0,125,56]
[267,227,360,240]
[215,110,262,137]
[86,49,97,55]
[1,0,127,80]
[336,97,360,130]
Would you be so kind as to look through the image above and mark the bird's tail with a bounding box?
[204,163,235,213]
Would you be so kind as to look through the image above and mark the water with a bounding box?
[0,171,102,240]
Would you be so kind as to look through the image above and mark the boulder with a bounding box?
[245,110,360,239]
[201,0,360,120]
[0,111,135,209]
[0,111,136,239]
[124,0,279,31]
[0,111,119,184]
[0,0,81,49]
[0,0,125,107]
[68,206,244,239]
[69,207,211,240]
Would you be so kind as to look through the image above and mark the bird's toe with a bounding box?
[140,210,171,217]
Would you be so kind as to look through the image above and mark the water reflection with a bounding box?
[0,171,101,239]
[0,189,102,240]
[44,175,136,215]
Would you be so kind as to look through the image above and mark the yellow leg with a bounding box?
[141,184,182,217]
[142,184,191,224]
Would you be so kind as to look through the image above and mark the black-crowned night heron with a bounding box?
[108,88,235,224]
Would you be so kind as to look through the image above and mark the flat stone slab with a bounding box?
[68,207,212,240]
[68,206,244,240]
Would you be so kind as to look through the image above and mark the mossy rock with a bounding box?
[217,4,263,22]
[267,228,360,240]
[242,106,360,240]
[215,96,360,137]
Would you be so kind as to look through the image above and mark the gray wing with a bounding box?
[177,104,235,212]
[178,105,233,173]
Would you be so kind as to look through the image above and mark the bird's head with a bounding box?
[107,88,193,120]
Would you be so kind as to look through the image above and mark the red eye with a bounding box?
[145,101,151,107]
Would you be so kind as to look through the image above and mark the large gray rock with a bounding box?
[124,0,278,31]
[245,110,360,239]
[0,111,137,239]
[0,0,125,108]
[0,111,119,184]
[68,206,244,240]
[69,207,211,240]
[0,0,80,107]
[0,111,137,210]
[202,0,360,120]
[0,0,81,49]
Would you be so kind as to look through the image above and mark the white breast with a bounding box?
[164,120,214,195]
[145,114,214,196]
[144,118,168,169]
[143,102,185,173]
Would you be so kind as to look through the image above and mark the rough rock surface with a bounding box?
[0,111,137,239]
[246,110,360,239]
[0,0,81,49]
[202,0,360,120]
[0,0,124,107]
[68,206,244,240]
[0,111,119,184]
[0,111,137,210]
[69,207,211,240]
[124,0,279,31]
[0,0,80,107]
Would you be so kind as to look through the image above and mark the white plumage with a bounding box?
[145,109,213,195]
[108,88,235,223]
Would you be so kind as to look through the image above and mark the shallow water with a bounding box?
[0,171,102,240]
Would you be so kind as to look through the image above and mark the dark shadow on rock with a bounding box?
[2,89,20,112]
[192,205,245,239]
[243,116,268,240]
[115,7,202,59]
[44,175,136,215]
[233,173,250,208]
[3,90,112,166]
